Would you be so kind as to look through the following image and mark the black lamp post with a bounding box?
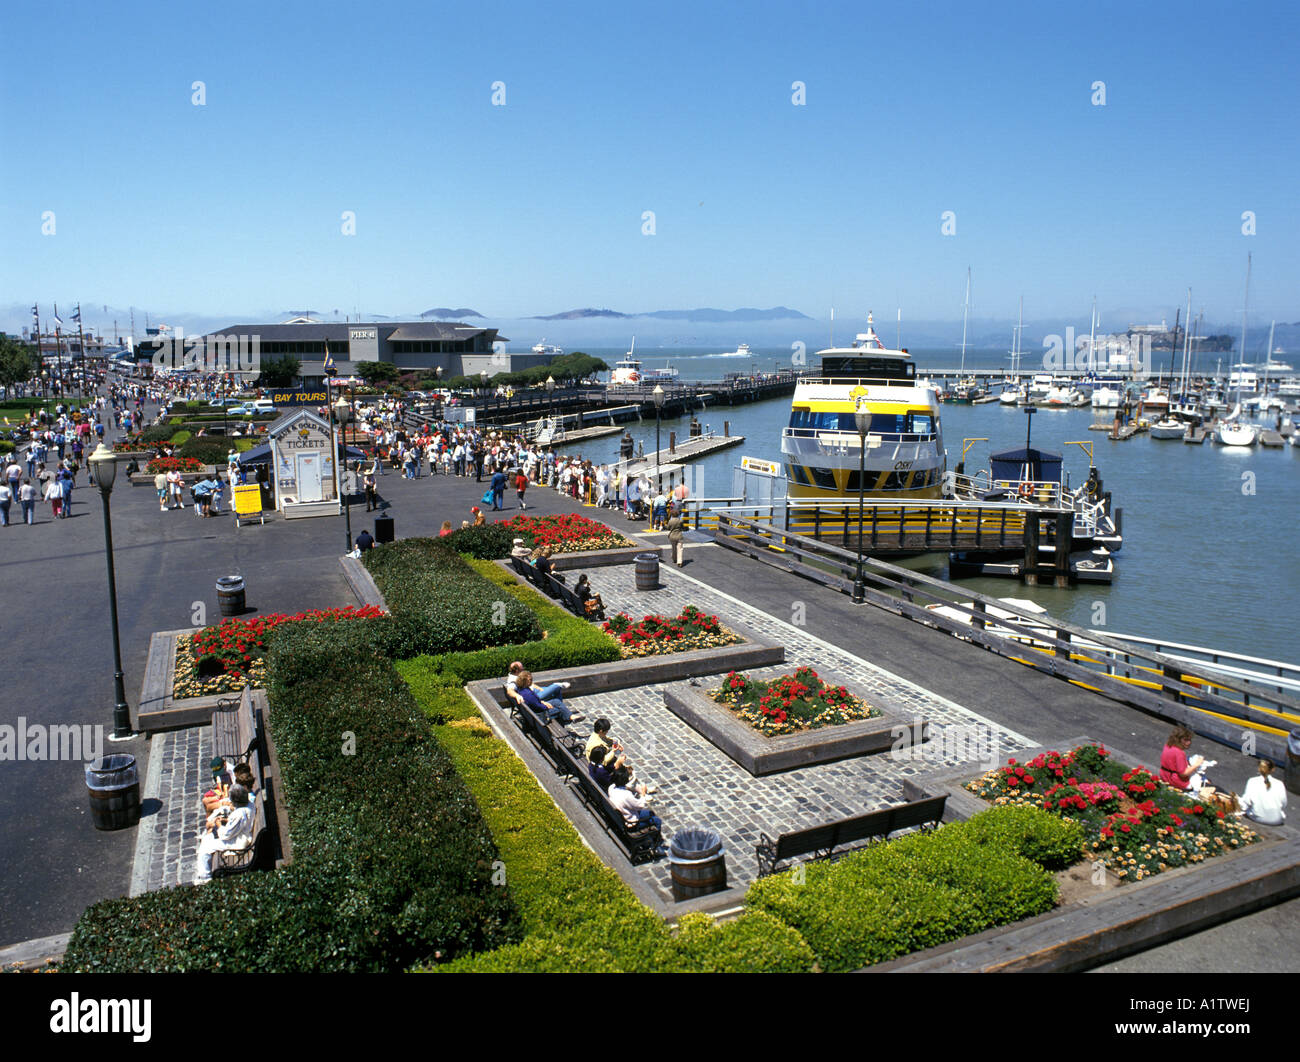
[89,443,134,741]
[853,407,872,604]
[335,392,353,550]
[652,383,665,471]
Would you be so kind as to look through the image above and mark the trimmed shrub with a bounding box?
[961,802,1084,870]
[64,623,522,972]
[179,436,233,466]
[665,911,815,973]
[744,807,1062,972]
[169,429,192,446]
[446,523,516,559]
[363,539,541,657]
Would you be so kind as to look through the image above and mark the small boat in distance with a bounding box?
[531,338,564,356]
[717,343,752,358]
[609,337,643,386]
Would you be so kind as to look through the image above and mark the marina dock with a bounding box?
[623,431,746,473]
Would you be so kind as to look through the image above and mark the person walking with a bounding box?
[364,466,378,511]
[490,468,506,510]
[0,479,11,526]
[667,503,685,566]
[19,479,37,524]
[57,467,73,518]
[515,468,529,511]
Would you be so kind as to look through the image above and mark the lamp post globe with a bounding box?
[89,443,133,740]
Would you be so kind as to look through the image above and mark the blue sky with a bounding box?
[3,0,1298,333]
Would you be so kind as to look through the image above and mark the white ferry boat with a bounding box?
[609,337,642,386]
[781,313,944,500]
[531,339,564,356]
[718,343,752,358]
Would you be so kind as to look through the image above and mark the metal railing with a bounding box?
[709,512,1300,759]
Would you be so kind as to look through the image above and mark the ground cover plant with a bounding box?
[64,625,521,972]
[172,605,385,697]
[602,605,741,657]
[711,666,880,736]
[963,743,1258,881]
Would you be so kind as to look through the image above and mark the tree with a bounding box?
[356,361,399,385]
[0,336,41,397]
[256,355,300,389]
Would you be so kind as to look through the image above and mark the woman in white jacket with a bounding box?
[193,783,255,883]
[1238,760,1287,826]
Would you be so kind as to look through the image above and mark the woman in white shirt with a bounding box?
[193,783,255,882]
[1238,759,1287,826]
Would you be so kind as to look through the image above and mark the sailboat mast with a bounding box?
[1263,320,1275,396]
[958,268,970,376]
[1237,253,1251,405]
[1180,288,1192,395]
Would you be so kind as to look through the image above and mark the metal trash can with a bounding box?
[374,514,395,544]
[634,552,659,591]
[1286,730,1300,796]
[216,575,245,617]
[668,828,727,901]
[86,755,141,831]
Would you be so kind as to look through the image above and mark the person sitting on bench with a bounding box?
[573,574,604,617]
[584,718,657,794]
[514,668,583,725]
[533,546,565,583]
[193,783,254,883]
[607,767,661,833]
[510,537,531,560]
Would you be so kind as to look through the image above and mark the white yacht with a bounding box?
[782,313,944,501]
[609,337,644,386]
[531,339,564,356]
[718,343,752,358]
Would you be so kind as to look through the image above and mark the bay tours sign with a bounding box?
[270,390,329,406]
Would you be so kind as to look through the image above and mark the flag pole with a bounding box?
[76,303,86,399]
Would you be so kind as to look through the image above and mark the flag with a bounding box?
[323,338,336,375]
[71,306,81,323]
[53,313,63,329]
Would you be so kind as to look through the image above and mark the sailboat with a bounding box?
[1216,255,1259,447]
[1000,298,1026,405]
[949,269,985,403]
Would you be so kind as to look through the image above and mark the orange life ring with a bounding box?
[1018,480,1033,500]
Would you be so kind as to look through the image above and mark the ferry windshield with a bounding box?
[788,410,935,435]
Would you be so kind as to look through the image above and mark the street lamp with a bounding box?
[88,443,134,741]
[853,407,872,604]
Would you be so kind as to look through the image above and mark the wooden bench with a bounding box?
[755,794,949,877]
[510,555,604,620]
[208,690,278,878]
[504,690,661,863]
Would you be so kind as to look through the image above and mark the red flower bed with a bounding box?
[601,605,740,657]
[175,606,385,696]
[498,513,634,554]
[146,455,206,474]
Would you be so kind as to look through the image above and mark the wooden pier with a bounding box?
[623,431,745,473]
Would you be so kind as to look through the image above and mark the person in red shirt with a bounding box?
[515,469,529,510]
[1159,726,1205,790]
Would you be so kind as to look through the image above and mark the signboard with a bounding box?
[270,390,329,406]
[233,483,264,525]
[741,456,781,477]
[446,405,476,424]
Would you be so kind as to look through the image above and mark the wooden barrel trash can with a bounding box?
[634,552,660,591]
[216,575,246,617]
[668,828,727,902]
[86,754,141,831]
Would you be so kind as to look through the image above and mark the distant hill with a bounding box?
[420,307,484,319]
[532,308,631,320]
[532,306,810,322]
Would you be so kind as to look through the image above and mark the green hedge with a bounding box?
[744,806,1066,971]
[363,539,542,658]
[413,683,815,973]
[179,437,233,466]
[395,557,620,684]
[64,623,522,972]
[446,523,517,559]
[169,429,192,446]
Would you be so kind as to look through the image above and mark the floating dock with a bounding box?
[624,432,745,472]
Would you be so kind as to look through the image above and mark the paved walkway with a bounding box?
[564,562,1036,902]
[129,726,210,895]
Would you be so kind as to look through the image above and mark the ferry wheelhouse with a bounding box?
[782,313,945,500]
